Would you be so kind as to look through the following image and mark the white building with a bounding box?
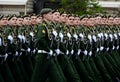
[0,0,120,15]
[98,0,120,15]
[0,0,34,15]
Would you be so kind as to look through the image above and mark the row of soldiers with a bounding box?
[0,8,120,82]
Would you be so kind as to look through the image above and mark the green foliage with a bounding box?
[57,0,104,15]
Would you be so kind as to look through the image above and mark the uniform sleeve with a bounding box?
[36,25,50,52]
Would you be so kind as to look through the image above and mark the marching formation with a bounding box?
[0,8,120,82]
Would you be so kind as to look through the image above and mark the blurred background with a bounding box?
[0,0,120,15]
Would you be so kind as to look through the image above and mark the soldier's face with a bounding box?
[36,16,42,24]
[108,17,114,24]
[52,12,60,22]
[113,18,119,24]
[96,17,101,24]
[0,17,8,26]
[88,18,94,26]
[9,17,17,26]
[30,16,37,24]
[101,18,106,25]
[23,17,30,25]
[74,17,80,25]
[60,14,67,23]
[44,12,52,21]
[68,16,74,26]
[16,18,23,26]
[81,18,88,25]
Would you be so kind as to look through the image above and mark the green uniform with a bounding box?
[31,21,65,82]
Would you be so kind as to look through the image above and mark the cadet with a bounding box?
[0,15,15,82]
[16,15,30,82]
[6,14,25,82]
[57,12,81,82]
[21,14,34,80]
[31,8,65,82]
[36,14,42,25]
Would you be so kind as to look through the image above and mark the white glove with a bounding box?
[97,48,99,52]
[48,50,53,56]
[112,46,115,50]
[66,50,69,55]
[22,35,26,43]
[92,35,97,42]
[118,33,120,36]
[15,51,19,56]
[55,49,60,55]
[100,46,104,51]
[73,33,78,40]
[100,33,104,38]
[18,35,22,42]
[114,33,118,40]
[67,32,71,40]
[0,38,2,46]
[8,35,13,44]
[88,35,92,43]
[98,33,101,39]
[117,46,119,50]
[71,50,74,55]
[84,50,88,56]
[89,51,92,56]
[79,33,84,41]
[104,33,108,40]
[109,34,113,41]
[59,32,63,42]
[77,49,81,55]
[106,48,109,51]
[53,29,58,37]
[27,48,31,52]
[4,53,8,61]
[32,49,36,54]
[30,32,34,37]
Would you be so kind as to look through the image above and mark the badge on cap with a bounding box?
[35,30,37,33]
[42,30,46,34]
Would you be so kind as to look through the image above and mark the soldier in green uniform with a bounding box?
[0,15,9,82]
[92,15,114,82]
[16,15,30,82]
[0,15,15,82]
[27,14,38,69]
[36,14,42,25]
[50,9,67,82]
[31,8,65,82]
[21,14,34,80]
[6,14,25,82]
[57,12,81,82]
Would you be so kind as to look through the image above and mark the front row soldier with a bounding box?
[0,8,120,82]
[31,8,68,82]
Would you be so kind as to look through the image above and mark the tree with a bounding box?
[52,0,104,15]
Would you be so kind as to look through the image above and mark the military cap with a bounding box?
[40,8,52,15]
[68,14,75,18]
[30,13,36,17]
[37,14,41,17]
[0,15,8,20]
[80,15,89,20]
[23,14,30,18]
[52,9,59,13]
[8,14,17,20]
[108,15,113,18]
[17,15,23,18]
[101,15,107,18]
[75,14,79,17]
[60,11,67,15]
